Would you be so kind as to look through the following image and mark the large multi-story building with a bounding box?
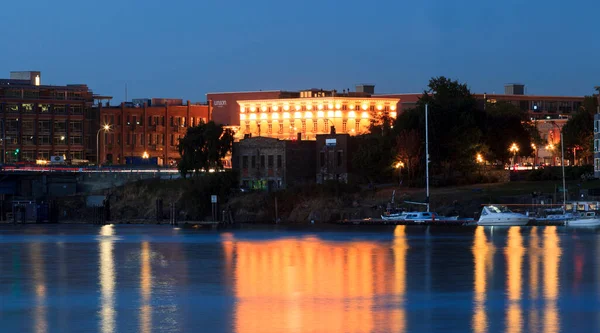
[96,99,210,165]
[236,86,400,140]
[0,71,97,163]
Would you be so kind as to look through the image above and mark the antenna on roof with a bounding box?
[125,83,128,102]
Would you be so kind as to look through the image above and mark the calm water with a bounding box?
[0,224,599,333]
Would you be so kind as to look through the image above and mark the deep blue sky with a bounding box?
[1,0,598,103]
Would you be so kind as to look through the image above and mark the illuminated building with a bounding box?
[96,99,209,165]
[237,89,399,140]
[0,71,97,163]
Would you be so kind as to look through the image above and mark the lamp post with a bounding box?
[509,143,519,170]
[96,124,111,166]
[395,161,404,186]
[531,143,537,169]
[476,153,484,175]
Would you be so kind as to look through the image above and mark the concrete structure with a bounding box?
[232,136,316,190]
[237,89,399,140]
[96,100,210,166]
[0,71,98,164]
[316,131,355,184]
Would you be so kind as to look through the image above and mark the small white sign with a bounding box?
[211,195,218,203]
[326,138,337,147]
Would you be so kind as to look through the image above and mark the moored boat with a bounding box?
[477,205,529,226]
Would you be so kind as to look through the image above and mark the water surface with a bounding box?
[0,224,599,332]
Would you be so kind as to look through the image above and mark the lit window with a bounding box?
[240,114,246,120]
[261,106,267,112]
[240,106,245,113]
[328,103,334,110]
[390,112,397,118]
[272,105,279,111]
[283,112,290,119]
[335,103,341,109]
[377,105,383,110]
[327,111,334,118]
[294,112,302,119]
[362,103,368,110]
[249,113,257,120]
[362,112,370,119]
[260,113,268,120]
[317,111,324,118]
[318,104,324,110]
[335,111,342,118]
[348,111,356,118]
[272,113,280,120]
[306,104,313,110]
[305,112,313,119]
[250,106,256,112]
[283,104,290,111]
[390,105,397,111]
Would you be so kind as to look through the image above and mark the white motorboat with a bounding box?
[381,211,410,221]
[477,205,529,226]
[566,211,600,227]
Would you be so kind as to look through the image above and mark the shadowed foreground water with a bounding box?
[0,224,599,333]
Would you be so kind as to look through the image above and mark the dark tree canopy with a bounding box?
[562,96,598,164]
[483,101,534,164]
[178,121,234,177]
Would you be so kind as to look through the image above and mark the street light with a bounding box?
[97,124,111,166]
[531,143,537,169]
[509,143,519,170]
[395,161,404,186]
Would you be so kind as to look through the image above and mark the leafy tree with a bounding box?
[483,101,534,164]
[394,77,483,180]
[351,133,394,183]
[395,129,422,186]
[178,121,234,177]
[562,96,598,165]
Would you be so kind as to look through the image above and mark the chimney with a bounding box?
[330,126,336,135]
[297,133,302,141]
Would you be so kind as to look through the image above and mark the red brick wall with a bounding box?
[207,91,282,126]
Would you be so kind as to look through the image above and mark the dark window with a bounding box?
[320,152,325,166]
[268,155,274,168]
[260,155,265,168]
[251,156,256,168]
[277,155,282,168]
[242,156,248,168]
[337,151,342,166]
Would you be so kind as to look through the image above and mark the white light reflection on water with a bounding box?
[99,225,116,333]
[29,242,47,333]
[543,226,561,333]
[472,226,495,333]
[140,241,153,333]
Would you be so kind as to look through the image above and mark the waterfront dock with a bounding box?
[336,218,567,226]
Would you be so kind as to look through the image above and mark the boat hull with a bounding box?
[567,218,600,227]
[477,218,529,226]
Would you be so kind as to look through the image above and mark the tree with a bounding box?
[394,77,483,180]
[562,96,598,165]
[351,133,394,183]
[482,101,534,165]
[395,129,422,186]
[178,121,234,177]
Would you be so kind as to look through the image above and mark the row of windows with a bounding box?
[594,120,600,134]
[3,150,84,162]
[595,158,600,172]
[3,120,82,133]
[103,133,182,147]
[1,104,84,114]
[241,155,283,169]
[1,135,83,145]
[242,105,390,113]
[102,115,206,127]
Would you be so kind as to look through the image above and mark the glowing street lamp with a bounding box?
[142,151,149,159]
[509,143,519,169]
[97,124,111,166]
[395,161,405,186]
[476,153,484,164]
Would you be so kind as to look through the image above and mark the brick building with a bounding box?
[96,99,210,165]
[206,90,299,126]
[232,135,316,190]
[316,131,355,184]
[0,71,97,163]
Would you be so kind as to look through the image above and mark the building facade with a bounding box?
[96,100,209,165]
[0,71,97,163]
[316,132,354,184]
[206,91,299,126]
[237,90,399,140]
[232,136,316,190]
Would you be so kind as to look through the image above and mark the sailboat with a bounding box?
[381,104,459,222]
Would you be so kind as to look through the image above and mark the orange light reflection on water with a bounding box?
[472,226,495,333]
[505,227,524,333]
[227,226,408,333]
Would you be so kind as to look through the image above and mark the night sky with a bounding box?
[1,0,598,102]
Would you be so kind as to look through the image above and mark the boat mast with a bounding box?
[425,103,430,213]
[561,131,566,212]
